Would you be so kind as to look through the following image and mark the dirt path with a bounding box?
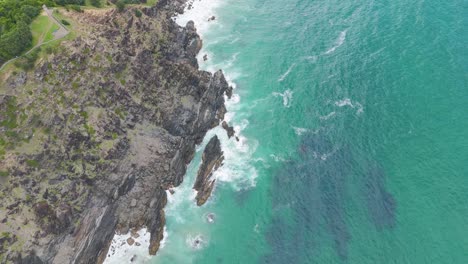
[0,5,70,72]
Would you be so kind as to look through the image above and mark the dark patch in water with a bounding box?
[263,132,396,263]
[234,188,253,206]
[364,164,396,230]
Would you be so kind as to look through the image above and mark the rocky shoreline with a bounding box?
[0,1,230,263]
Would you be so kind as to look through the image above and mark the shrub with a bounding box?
[116,0,126,12]
[90,0,101,7]
[13,47,41,71]
[45,46,54,54]
[61,19,71,25]
[68,4,83,12]
[26,159,39,167]
[134,9,142,17]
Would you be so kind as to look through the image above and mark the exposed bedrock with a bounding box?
[0,1,230,263]
[193,136,224,206]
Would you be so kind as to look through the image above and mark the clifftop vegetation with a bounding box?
[0,0,158,66]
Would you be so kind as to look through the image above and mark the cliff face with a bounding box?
[0,2,229,263]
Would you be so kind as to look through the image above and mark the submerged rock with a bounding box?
[206,213,215,223]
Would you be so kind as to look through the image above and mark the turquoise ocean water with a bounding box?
[148,0,468,263]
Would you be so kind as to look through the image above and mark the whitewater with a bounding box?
[110,0,468,263]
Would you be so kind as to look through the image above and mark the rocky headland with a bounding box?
[0,1,230,263]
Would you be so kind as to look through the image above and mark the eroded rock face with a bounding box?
[193,136,224,206]
[222,121,236,139]
[0,1,230,263]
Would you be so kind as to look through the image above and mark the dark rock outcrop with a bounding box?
[193,136,224,206]
[222,121,235,139]
[0,1,230,263]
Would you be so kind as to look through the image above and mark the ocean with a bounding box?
[112,0,468,263]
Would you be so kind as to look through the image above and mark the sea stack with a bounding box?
[193,136,224,206]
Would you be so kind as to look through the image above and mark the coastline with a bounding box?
[0,0,232,262]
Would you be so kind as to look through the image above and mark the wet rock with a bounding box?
[193,136,224,206]
[0,1,231,262]
[221,121,236,139]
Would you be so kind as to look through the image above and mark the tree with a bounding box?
[21,5,41,20]
[89,0,101,8]
[115,0,125,12]
[134,9,142,17]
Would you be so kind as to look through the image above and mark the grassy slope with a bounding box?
[44,23,60,42]
[30,14,53,46]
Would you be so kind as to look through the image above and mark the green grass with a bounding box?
[84,0,108,8]
[30,14,53,46]
[53,9,73,29]
[146,0,159,6]
[44,23,60,42]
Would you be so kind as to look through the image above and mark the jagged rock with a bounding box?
[222,121,235,139]
[193,136,224,206]
[0,1,230,263]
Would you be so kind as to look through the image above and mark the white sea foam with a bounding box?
[175,0,223,35]
[147,0,260,262]
[175,0,259,190]
[304,55,317,62]
[186,234,208,250]
[325,30,347,54]
[334,98,364,114]
[103,228,152,264]
[211,124,260,190]
[335,98,353,107]
[319,111,336,120]
[278,63,297,82]
[292,126,308,136]
[273,89,293,108]
[254,224,260,233]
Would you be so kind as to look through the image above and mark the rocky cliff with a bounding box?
[0,1,229,263]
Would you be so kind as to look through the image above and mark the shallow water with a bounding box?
[145,0,468,263]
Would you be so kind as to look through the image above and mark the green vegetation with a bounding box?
[0,0,42,64]
[61,19,70,25]
[89,0,101,7]
[134,9,142,17]
[145,0,158,6]
[115,0,125,12]
[0,96,18,130]
[13,47,41,71]
[0,0,83,65]
[44,22,59,42]
[26,159,40,167]
[67,4,82,12]
[30,15,52,46]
